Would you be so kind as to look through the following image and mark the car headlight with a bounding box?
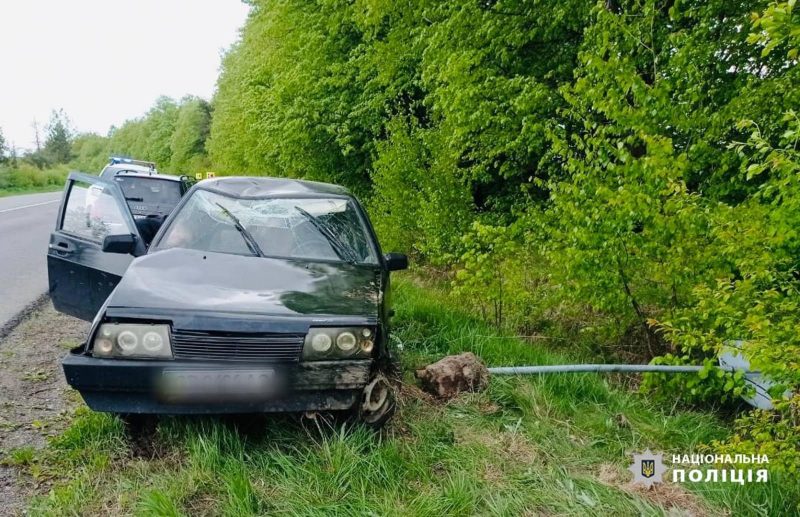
[303,327,375,360]
[336,331,357,351]
[311,333,333,353]
[92,323,173,359]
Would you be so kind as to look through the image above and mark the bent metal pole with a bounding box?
[487,364,712,375]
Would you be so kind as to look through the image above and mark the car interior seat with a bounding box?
[135,215,166,246]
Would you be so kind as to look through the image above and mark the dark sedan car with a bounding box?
[47,174,407,425]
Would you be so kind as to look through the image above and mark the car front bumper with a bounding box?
[62,352,372,414]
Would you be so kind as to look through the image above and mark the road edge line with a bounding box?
[0,199,60,214]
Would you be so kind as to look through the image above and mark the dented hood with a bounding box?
[107,248,381,318]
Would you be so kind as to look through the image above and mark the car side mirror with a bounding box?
[384,253,408,271]
[102,234,137,254]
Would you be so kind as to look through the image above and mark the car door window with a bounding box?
[61,180,131,242]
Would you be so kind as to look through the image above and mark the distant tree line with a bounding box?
[0,109,73,170]
[71,96,212,174]
[0,96,212,176]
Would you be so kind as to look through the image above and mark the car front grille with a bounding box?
[170,329,305,362]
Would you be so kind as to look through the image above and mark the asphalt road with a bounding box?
[0,191,62,329]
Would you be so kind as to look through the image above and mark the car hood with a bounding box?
[107,248,381,318]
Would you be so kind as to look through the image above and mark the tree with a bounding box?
[44,109,73,164]
[170,97,211,171]
[0,126,7,164]
[70,133,110,172]
[103,96,212,172]
[31,119,41,152]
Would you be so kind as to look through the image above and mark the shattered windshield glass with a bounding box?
[156,189,378,264]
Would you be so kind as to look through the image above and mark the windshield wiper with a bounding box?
[294,206,359,264]
[215,202,264,257]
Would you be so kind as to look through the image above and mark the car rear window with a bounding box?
[114,177,182,208]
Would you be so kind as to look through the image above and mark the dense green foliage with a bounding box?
[20,281,799,515]
[70,96,213,175]
[205,0,799,469]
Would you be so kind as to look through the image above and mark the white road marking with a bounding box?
[0,199,60,214]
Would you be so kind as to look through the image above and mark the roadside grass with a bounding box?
[21,369,51,383]
[0,185,63,198]
[0,166,68,197]
[15,278,799,515]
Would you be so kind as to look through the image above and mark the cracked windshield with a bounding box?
[157,189,377,264]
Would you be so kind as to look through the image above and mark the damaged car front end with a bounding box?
[48,175,407,426]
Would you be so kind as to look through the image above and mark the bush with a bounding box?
[0,164,68,193]
[452,221,535,329]
[712,395,800,475]
[655,116,800,391]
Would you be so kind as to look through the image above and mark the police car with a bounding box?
[83,158,193,245]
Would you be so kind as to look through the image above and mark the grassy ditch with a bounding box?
[11,279,798,515]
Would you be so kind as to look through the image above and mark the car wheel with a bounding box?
[357,375,396,429]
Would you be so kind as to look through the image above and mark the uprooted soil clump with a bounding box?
[415,352,489,399]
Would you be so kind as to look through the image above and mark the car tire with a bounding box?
[355,375,396,429]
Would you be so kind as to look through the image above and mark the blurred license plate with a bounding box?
[159,369,276,402]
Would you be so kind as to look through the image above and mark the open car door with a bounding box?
[48,172,146,321]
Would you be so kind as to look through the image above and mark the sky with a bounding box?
[0,1,250,152]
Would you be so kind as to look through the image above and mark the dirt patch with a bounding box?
[0,301,88,515]
[595,463,720,516]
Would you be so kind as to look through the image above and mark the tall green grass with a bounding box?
[0,165,68,196]
[18,279,799,515]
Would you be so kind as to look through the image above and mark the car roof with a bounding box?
[197,176,352,198]
[110,170,184,182]
[104,163,155,174]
